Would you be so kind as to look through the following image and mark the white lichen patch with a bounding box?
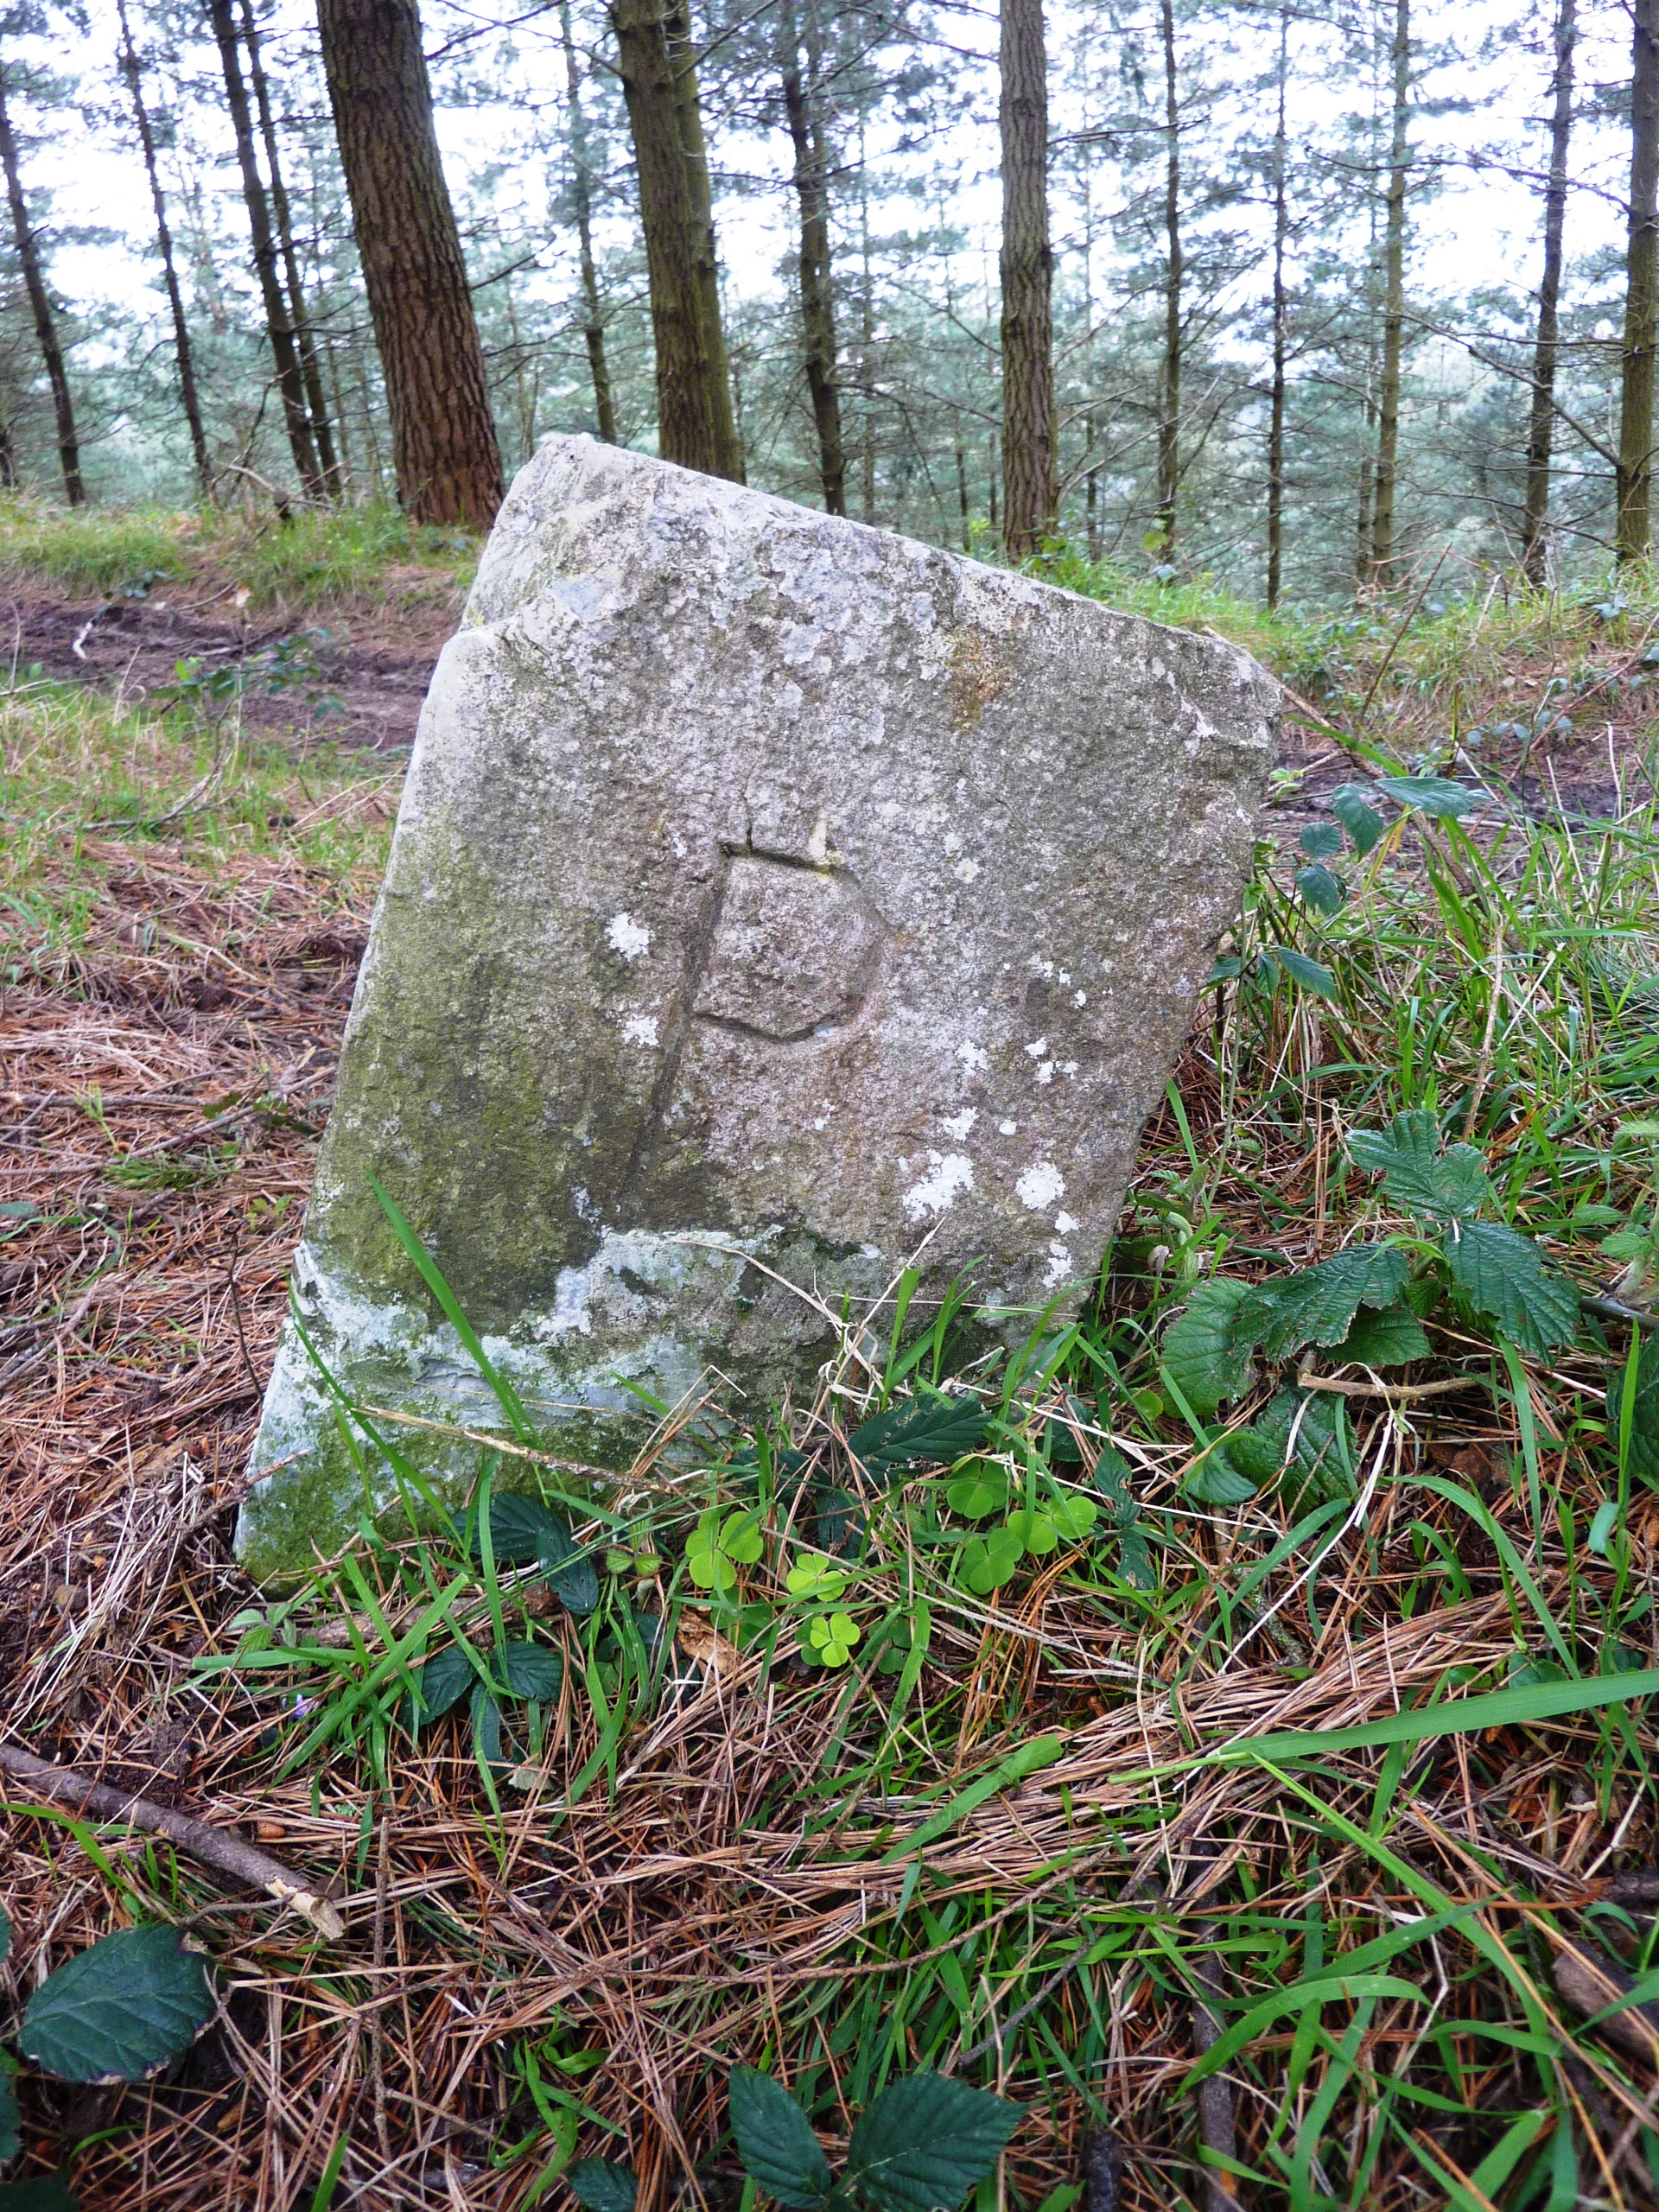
[1055,1210,1079,1235]
[1016,1162,1065,1211]
[941,1108,977,1140]
[1044,1241,1073,1287]
[903,1151,975,1222]
[622,1014,660,1046]
[957,1040,988,1071]
[607,911,652,960]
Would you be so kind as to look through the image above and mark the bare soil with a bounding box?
[0,574,457,754]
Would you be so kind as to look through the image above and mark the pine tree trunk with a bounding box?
[560,0,617,442]
[610,0,738,476]
[118,0,213,499]
[664,0,742,479]
[859,123,874,519]
[1522,0,1574,582]
[207,0,323,497]
[1266,3,1289,607]
[998,0,1054,559]
[1618,0,1659,567]
[0,67,83,505]
[315,0,504,529]
[1370,0,1410,582]
[779,0,843,512]
[241,0,341,498]
[1154,0,1182,556]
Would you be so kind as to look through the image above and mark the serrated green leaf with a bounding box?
[0,2177,78,2212]
[1377,773,1478,817]
[1162,1277,1256,1418]
[1295,863,1345,915]
[405,1641,476,1729]
[533,1516,600,1616]
[493,1641,563,1700]
[472,1493,559,1567]
[1299,823,1344,858]
[1339,1303,1433,1367]
[1274,946,1337,998]
[849,1394,991,1477]
[1347,1110,1491,1222]
[1185,1452,1259,1505]
[845,2071,1020,2212]
[1236,1245,1408,1359]
[728,2069,834,2209]
[1331,784,1384,855]
[1444,1219,1580,1354]
[21,1927,214,2083]
[567,2159,639,2212]
[1116,1525,1155,1588]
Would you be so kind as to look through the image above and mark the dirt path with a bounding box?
[0,576,452,755]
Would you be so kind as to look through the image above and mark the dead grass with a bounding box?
[4,601,1659,2211]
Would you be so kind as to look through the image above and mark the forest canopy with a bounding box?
[0,0,1653,601]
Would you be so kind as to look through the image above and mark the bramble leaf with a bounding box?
[1295,863,1345,916]
[567,2159,639,2212]
[1377,774,1478,817]
[1298,823,1344,858]
[1347,1110,1491,1222]
[849,1395,991,1477]
[1338,1302,1433,1367]
[1236,1244,1409,1358]
[405,1642,477,1728]
[1444,1219,1579,1354]
[844,2070,1021,2212]
[1331,784,1384,855]
[21,1927,214,2083]
[1162,1278,1256,1417]
[728,2068,834,2209]
[1273,947,1338,998]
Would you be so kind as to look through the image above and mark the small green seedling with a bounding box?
[686,1508,764,1592]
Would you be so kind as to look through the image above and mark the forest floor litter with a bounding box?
[6,520,1659,2210]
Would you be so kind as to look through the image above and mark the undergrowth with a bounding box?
[6,572,1659,2209]
[0,497,478,611]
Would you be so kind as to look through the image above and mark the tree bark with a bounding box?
[998,0,1054,558]
[1370,0,1410,582]
[315,0,504,529]
[560,0,617,442]
[241,0,341,497]
[1522,0,1574,583]
[1266,3,1289,607]
[779,0,843,512]
[207,0,323,497]
[609,0,740,477]
[1154,0,1181,556]
[664,0,742,478]
[0,67,83,505]
[118,0,213,499]
[1618,0,1659,567]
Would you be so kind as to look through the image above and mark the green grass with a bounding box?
[0,495,479,610]
[198,758,1659,2205]
[11,557,1659,2208]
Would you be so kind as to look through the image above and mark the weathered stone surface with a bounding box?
[238,434,1276,1580]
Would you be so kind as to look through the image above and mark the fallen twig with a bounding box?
[1296,1367,1483,1402]
[0,1740,346,1940]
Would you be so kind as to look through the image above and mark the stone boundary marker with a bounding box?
[238,435,1277,1580]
